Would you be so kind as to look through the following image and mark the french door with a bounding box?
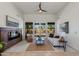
[25,22,55,39]
[33,23,47,38]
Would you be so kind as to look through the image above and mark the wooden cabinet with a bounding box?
[0,27,22,49]
[27,34,33,42]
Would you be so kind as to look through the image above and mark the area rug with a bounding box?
[26,39,55,51]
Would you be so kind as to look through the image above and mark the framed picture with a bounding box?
[6,15,19,27]
[60,21,69,33]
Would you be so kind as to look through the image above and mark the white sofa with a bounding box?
[48,37,60,46]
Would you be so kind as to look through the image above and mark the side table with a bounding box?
[59,41,67,51]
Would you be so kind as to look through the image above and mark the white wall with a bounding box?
[0,2,24,39]
[0,2,23,28]
[56,2,79,51]
[24,14,57,22]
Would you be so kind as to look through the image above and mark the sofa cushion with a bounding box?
[54,35,60,38]
[48,37,60,46]
[49,33,54,38]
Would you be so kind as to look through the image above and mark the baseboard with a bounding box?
[67,44,79,51]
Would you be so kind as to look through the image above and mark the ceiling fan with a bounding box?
[37,2,47,13]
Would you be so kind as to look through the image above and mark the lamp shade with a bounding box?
[60,32,66,37]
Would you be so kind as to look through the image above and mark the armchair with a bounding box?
[36,37,44,45]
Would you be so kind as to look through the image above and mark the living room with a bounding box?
[0,2,79,56]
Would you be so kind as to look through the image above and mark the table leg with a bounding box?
[64,42,66,51]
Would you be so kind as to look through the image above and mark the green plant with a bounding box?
[0,42,4,49]
[0,39,4,52]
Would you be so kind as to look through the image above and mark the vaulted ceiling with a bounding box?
[13,2,68,14]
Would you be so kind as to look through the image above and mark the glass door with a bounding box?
[34,23,46,38]
[47,22,55,37]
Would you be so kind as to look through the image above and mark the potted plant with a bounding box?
[0,39,5,56]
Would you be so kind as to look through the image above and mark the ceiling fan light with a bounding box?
[39,10,42,13]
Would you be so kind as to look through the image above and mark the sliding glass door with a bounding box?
[25,22,55,40]
[34,23,46,38]
[47,22,55,35]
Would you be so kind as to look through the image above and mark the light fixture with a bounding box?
[38,10,42,13]
[36,2,47,13]
[60,32,66,37]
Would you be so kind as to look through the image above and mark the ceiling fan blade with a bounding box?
[39,2,41,9]
[41,10,47,12]
[37,2,47,13]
